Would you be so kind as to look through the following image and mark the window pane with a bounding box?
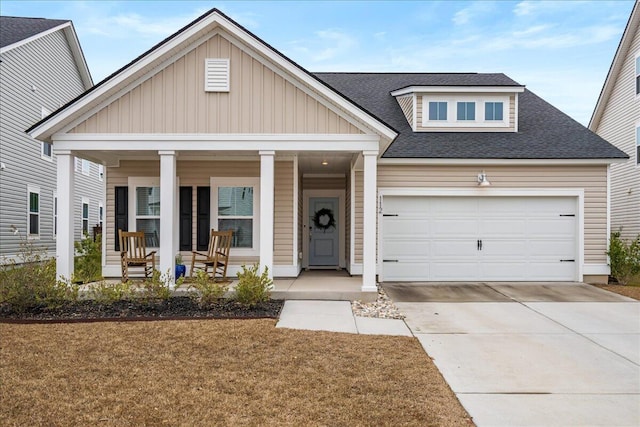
[82,203,89,218]
[136,219,160,246]
[219,219,252,248]
[457,102,475,120]
[438,102,447,120]
[30,214,39,234]
[43,142,52,157]
[218,187,253,216]
[494,102,503,120]
[83,220,89,234]
[428,102,438,120]
[136,187,160,216]
[29,192,39,213]
[457,102,465,120]
[468,102,475,120]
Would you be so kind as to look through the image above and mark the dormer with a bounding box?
[391,84,525,133]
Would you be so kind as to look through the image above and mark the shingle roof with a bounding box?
[314,72,628,159]
[0,16,69,49]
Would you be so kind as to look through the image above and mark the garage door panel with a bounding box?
[381,196,578,282]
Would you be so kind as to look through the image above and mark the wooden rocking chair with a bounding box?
[119,230,156,281]
[190,229,233,281]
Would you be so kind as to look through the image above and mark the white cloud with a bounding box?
[285,28,357,63]
[452,1,497,25]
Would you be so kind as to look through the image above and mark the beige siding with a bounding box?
[593,23,640,240]
[415,94,516,132]
[70,33,362,135]
[105,159,294,271]
[396,95,414,128]
[302,176,346,190]
[350,165,608,265]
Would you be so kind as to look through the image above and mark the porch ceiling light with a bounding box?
[477,171,491,186]
[321,160,328,166]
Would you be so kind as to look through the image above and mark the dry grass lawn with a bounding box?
[0,319,472,426]
[594,283,640,300]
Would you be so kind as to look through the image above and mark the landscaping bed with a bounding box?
[0,296,283,322]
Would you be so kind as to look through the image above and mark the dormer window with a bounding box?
[485,102,504,121]
[457,102,475,121]
[428,102,447,121]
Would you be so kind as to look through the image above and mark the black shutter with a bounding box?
[179,186,192,251]
[197,187,210,251]
[114,186,128,251]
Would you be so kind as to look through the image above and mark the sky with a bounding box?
[2,0,635,125]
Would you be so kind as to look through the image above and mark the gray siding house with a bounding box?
[0,16,102,262]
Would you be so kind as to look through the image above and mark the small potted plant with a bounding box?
[175,253,186,280]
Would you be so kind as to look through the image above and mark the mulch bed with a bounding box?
[0,297,284,323]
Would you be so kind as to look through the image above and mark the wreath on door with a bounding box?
[312,208,336,232]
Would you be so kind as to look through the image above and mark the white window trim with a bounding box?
[210,177,260,257]
[422,95,509,128]
[81,197,90,238]
[53,191,57,239]
[81,159,91,176]
[27,185,40,239]
[128,177,161,249]
[41,141,53,162]
[98,164,104,181]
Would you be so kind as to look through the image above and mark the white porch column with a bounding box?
[362,150,378,291]
[260,150,275,279]
[159,151,177,284]
[56,152,75,282]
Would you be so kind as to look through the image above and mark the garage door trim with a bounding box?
[377,187,585,282]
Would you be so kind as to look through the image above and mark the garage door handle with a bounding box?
[383,214,398,217]
[560,259,575,262]
[559,214,575,217]
[477,239,483,250]
[383,259,399,263]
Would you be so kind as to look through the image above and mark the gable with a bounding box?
[69,32,362,135]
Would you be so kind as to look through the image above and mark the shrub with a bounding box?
[89,280,133,304]
[234,263,273,307]
[607,231,640,285]
[139,269,173,301]
[187,270,228,306]
[74,233,103,284]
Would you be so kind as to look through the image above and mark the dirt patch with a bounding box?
[0,319,472,426]
[592,284,640,301]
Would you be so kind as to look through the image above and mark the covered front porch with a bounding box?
[53,135,380,293]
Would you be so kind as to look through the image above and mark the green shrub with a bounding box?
[139,269,173,301]
[234,263,273,307]
[607,231,640,285]
[74,234,102,284]
[89,280,133,304]
[0,230,79,312]
[187,270,228,306]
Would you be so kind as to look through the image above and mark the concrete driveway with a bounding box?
[382,282,640,427]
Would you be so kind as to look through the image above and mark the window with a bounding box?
[53,193,57,237]
[82,159,91,176]
[636,55,640,95]
[211,178,260,255]
[82,198,89,237]
[99,202,103,227]
[98,164,104,181]
[457,102,475,120]
[136,185,161,247]
[27,186,40,237]
[428,101,447,121]
[485,102,504,121]
[42,142,53,160]
[636,126,640,165]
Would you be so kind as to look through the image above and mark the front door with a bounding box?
[309,197,339,266]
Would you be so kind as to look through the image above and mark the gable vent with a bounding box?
[204,58,230,92]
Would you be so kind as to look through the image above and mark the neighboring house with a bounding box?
[590,1,640,241]
[0,16,103,262]
[28,9,627,291]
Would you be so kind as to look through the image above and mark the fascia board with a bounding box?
[391,86,525,96]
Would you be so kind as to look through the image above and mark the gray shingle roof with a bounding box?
[314,72,628,160]
[0,16,69,49]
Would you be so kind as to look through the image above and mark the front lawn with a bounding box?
[0,319,472,426]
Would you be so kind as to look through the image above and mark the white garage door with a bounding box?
[381,196,577,281]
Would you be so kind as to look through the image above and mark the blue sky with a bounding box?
[2,1,635,125]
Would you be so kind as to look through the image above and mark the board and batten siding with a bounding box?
[351,165,608,267]
[69,32,363,135]
[593,22,640,240]
[105,160,294,270]
[0,29,101,258]
[415,94,516,132]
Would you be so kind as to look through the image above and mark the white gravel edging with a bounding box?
[351,285,405,319]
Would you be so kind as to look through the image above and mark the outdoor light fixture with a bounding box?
[321,160,328,166]
[477,171,491,186]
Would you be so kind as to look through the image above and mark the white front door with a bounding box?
[309,197,339,266]
[381,196,578,281]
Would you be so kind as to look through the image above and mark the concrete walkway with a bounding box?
[276,300,412,336]
[387,283,640,427]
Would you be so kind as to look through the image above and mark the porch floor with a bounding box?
[272,270,374,302]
